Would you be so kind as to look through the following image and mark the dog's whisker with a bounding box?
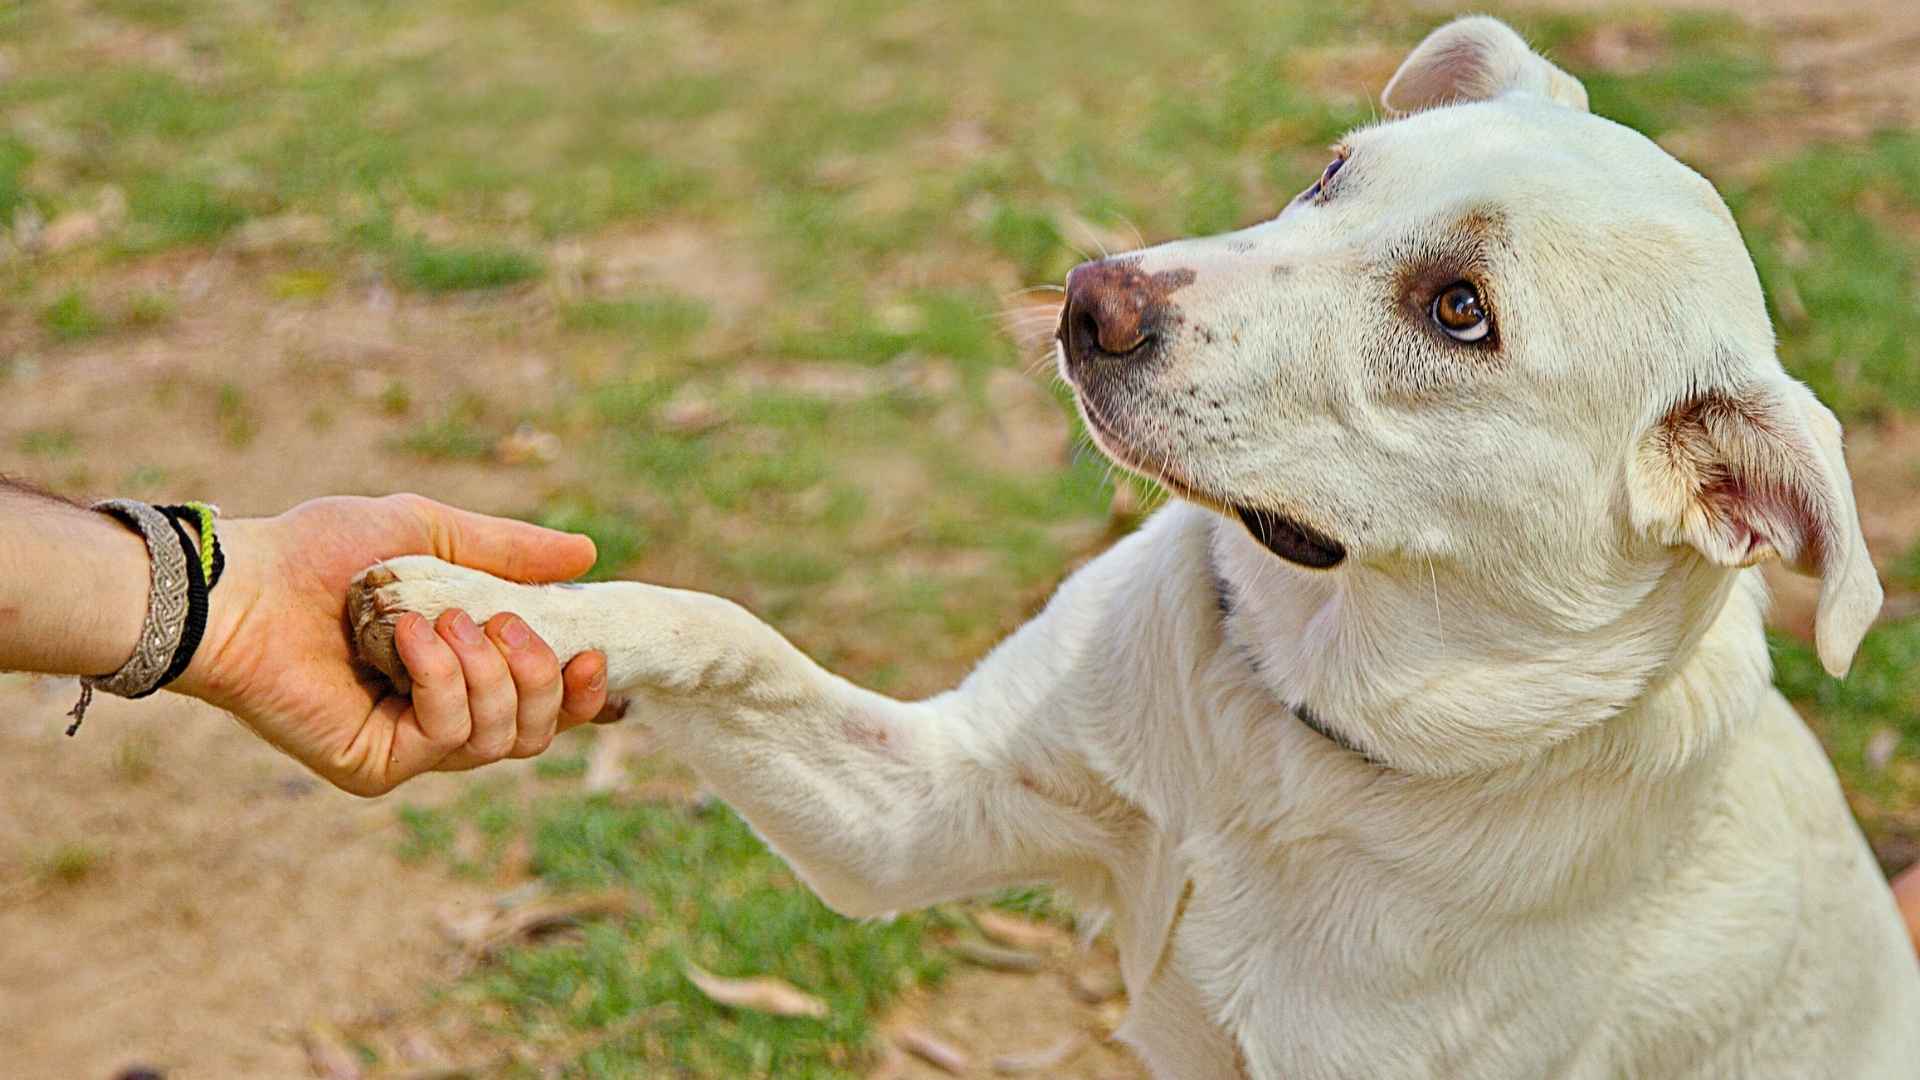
[1068,220,1111,260]
[998,310,1062,326]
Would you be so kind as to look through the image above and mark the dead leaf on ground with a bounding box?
[992,1032,1088,1074]
[949,937,1046,973]
[894,1026,971,1075]
[970,909,1070,953]
[501,1004,673,1077]
[683,962,829,1019]
[437,887,640,964]
[1068,966,1125,1005]
[301,1023,364,1080]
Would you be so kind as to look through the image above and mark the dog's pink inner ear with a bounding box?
[1636,383,1882,677]
[1666,392,1826,571]
[1383,16,1589,114]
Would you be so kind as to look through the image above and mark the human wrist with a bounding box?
[174,516,270,708]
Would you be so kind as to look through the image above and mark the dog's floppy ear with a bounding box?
[1632,375,1882,676]
[1383,16,1589,114]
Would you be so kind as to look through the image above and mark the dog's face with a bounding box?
[1060,17,1882,771]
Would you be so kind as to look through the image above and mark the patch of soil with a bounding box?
[871,942,1147,1080]
[0,678,498,1079]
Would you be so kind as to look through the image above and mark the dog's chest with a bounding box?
[1139,827,1596,1080]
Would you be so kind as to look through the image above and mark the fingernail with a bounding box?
[588,668,606,692]
[499,616,532,649]
[448,611,484,645]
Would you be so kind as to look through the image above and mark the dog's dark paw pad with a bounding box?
[591,696,634,725]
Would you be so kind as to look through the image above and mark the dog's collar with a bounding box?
[1209,545,1390,770]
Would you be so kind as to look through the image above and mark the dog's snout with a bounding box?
[1060,260,1192,371]
[1065,263,1154,356]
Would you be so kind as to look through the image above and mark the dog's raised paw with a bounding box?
[347,556,522,695]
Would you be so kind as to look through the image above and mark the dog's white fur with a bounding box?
[352,17,1920,1077]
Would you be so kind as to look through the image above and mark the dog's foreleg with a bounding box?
[349,557,1127,916]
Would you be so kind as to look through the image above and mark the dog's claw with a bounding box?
[348,565,413,695]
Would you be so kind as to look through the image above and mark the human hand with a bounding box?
[176,494,609,795]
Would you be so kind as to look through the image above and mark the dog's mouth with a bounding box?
[1072,382,1349,570]
[1233,506,1347,569]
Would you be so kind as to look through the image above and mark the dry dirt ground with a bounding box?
[3,2,1918,1078]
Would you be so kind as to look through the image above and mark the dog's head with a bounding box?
[1059,17,1881,772]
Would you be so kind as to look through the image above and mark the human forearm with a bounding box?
[5,485,608,792]
[0,479,151,678]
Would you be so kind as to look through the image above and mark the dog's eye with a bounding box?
[1302,151,1347,202]
[1431,282,1492,343]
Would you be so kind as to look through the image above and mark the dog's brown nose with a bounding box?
[1060,259,1170,366]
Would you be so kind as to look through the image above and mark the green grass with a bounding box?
[1568,12,1771,138]
[536,498,650,580]
[124,290,175,328]
[402,782,947,1077]
[0,134,33,217]
[41,289,105,341]
[1888,539,1920,592]
[396,395,500,461]
[561,293,710,342]
[398,782,522,878]
[35,286,176,344]
[396,239,544,293]
[95,0,191,27]
[734,547,843,588]
[533,752,590,780]
[1772,622,1920,836]
[126,175,250,248]
[217,383,260,448]
[18,427,79,459]
[1733,133,1920,418]
[983,203,1068,282]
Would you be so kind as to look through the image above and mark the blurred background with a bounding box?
[1,1,1915,1076]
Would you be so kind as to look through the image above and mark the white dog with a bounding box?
[349,17,1920,1077]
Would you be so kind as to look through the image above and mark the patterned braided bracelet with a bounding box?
[66,499,222,735]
